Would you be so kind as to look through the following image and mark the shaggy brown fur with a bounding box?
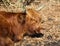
[0,9,42,46]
